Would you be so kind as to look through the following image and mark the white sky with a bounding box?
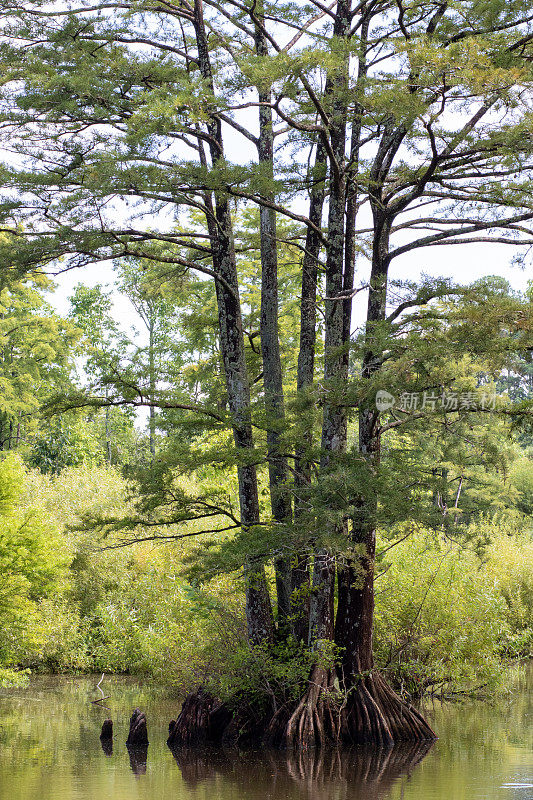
[47,232,532,342]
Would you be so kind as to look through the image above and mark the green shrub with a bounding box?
[373,521,533,697]
[0,454,70,669]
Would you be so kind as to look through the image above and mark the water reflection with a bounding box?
[0,672,530,800]
[127,744,149,776]
[169,741,435,799]
[100,737,113,757]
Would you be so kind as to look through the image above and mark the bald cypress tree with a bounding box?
[0,0,533,746]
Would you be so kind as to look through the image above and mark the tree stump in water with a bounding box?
[126,708,149,746]
[100,719,113,740]
[168,688,233,747]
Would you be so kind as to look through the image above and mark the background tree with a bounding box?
[68,283,133,463]
[0,269,78,452]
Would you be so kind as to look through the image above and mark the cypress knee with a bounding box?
[126,708,148,746]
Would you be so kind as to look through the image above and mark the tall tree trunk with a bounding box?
[335,13,368,654]
[308,0,352,649]
[279,0,354,751]
[148,314,156,460]
[193,0,273,646]
[334,212,388,677]
[333,206,435,745]
[292,136,327,642]
[255,11,293,630]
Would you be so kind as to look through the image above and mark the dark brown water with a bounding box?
[0,670,531,800]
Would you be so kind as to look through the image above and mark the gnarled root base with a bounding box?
[341,671,436,746]
[266,666,436,750]
[271,666,339,750]
[169,669,436,751]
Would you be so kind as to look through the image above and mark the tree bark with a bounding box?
[282,0,354,748]
[193,0,274,645]
[148,312,156,459]
[334,14,368,654]
[308,0,352,648]
[255,10,293,630]
[292,136,327,642]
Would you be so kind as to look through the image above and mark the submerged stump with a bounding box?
[126,708,149,746]
[167,688,232,747]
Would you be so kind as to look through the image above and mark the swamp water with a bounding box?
[0,671,531,800]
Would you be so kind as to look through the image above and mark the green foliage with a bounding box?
[0,270,78,451]
[0,454,69,668]
[509,457,533,515]
[211,638,317,715]
[27,416,106,474]
[373,521,533,698]
[0,667,29,688]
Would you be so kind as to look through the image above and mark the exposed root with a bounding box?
[283,666,340,750]
[341,671,436,746]
[269,667,435,749]
[264,701,297,749]
[168,670,436,751]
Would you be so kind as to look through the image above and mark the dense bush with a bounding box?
[0,454,69,674]
[373,522,533,697]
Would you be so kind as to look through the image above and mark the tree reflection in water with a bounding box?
[168,740,434,799]
[99,738,113,758]
[126,744,148,777]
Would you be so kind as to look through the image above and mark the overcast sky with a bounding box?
[47,232,532,348]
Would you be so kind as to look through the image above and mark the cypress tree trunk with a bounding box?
[193,0,273,646]
[307,0,351,647]
[292,136,327,643]
[148,313,156,460]
[255,11,293,629]
[334,8,369,664]
[280,0,354,749]
[333,210,436,745]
